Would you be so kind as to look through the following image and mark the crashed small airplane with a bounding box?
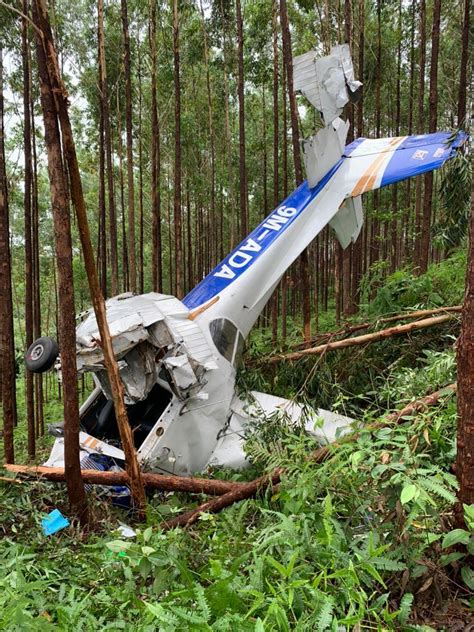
[26,44,466,478]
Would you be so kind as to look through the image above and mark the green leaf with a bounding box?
[461,565,474,590]
[106,540,132,553]
[463,503,474,530]
[398,593,414,625]
[442,529,470,549]
[439,552,465,566]
[400,484,417,504]
[141,546,156,556]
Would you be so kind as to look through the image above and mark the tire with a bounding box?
[25,337,59,373]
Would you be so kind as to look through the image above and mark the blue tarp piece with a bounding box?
[41,509,70,536]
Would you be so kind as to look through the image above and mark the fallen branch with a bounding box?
[292,306,462,350]
[162,383,457,530]
[3,465,244,496]
[385,383,457,423]
[262,313,458,366]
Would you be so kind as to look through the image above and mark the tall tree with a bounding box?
[0,45,16,464]
[280,0,311,341]
[149,0,162,292]
[457,0,471,129]
[22,1,35,458]
[98,0,118,295]
[33,0,146,517]
[271,0,279,343]
[173,0,183,298]
[414,0,426,268]
[32,0,88,522]
[121,0,136,292]
[419,0,441,274]
[236,0,248,239]
[456,187,474,518]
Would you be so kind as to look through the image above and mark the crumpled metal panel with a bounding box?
[75,292,215,404]
[293,44,362,125]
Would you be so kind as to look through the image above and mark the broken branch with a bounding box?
[291,305,462,350]
[262,313,459,365]
[2,465,244,495]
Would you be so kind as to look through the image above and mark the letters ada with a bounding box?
[214,205,298,280]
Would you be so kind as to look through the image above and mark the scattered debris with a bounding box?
[41,509,70,536]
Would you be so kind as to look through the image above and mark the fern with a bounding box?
[418,477,457,504]
[398,593,414,626]
[315,595,334,630]
[370,557,406,571]
[194,584,211,622]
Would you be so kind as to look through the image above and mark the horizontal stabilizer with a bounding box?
[329,196,363,249]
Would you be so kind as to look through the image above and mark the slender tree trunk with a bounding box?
[280,0,310,341]
[414,0,426,269]
[33,0,146,518]
[98,80,107,297]
[281,60,288,341]
[116,94,129,291]
[22,3,36,458]
[31,91,43,437]
[32,1,88,522]
[342,0,353,316]
[457,0,471,128]
[236,0,248,240]
[419,0,441,274]
[121,0,136,293]
[0,46,15,464]
[271,0,279,344]
[98,0,118,295]
[455,187,474,519]
[173,0,183,297]
[149,0,162,292]
[390,0,402,274]
[137,44,144,294]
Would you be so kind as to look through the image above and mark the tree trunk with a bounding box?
[280,0,311,342]
[149,0,162,292]
[418,0,441,274]
[457,0,471,128]
[414,0,426,269]
[98,0,118,296]
[33,0,146,518]
[271,0,280,344]
[32,0,88,523]
[173,0,183,298]
[22,2,36,459]
[121,0,136,293]
[0,46,15,464]
[5,464,244,495]
[455,188,474,517]
[236,0,248,240]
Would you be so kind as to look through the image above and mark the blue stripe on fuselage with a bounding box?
[183,159,344,309]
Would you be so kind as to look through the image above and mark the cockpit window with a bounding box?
[233,332,245,367]
[209,318,238,364]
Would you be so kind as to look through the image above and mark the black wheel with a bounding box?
[25,337,59,373]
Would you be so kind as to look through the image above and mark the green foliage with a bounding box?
[434,152,472,251]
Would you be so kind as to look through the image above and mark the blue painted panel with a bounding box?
[380,130,467,188]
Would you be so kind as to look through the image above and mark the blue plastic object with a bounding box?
[41,509,70,536]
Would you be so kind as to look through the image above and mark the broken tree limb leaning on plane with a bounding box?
[25,42,467,483]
